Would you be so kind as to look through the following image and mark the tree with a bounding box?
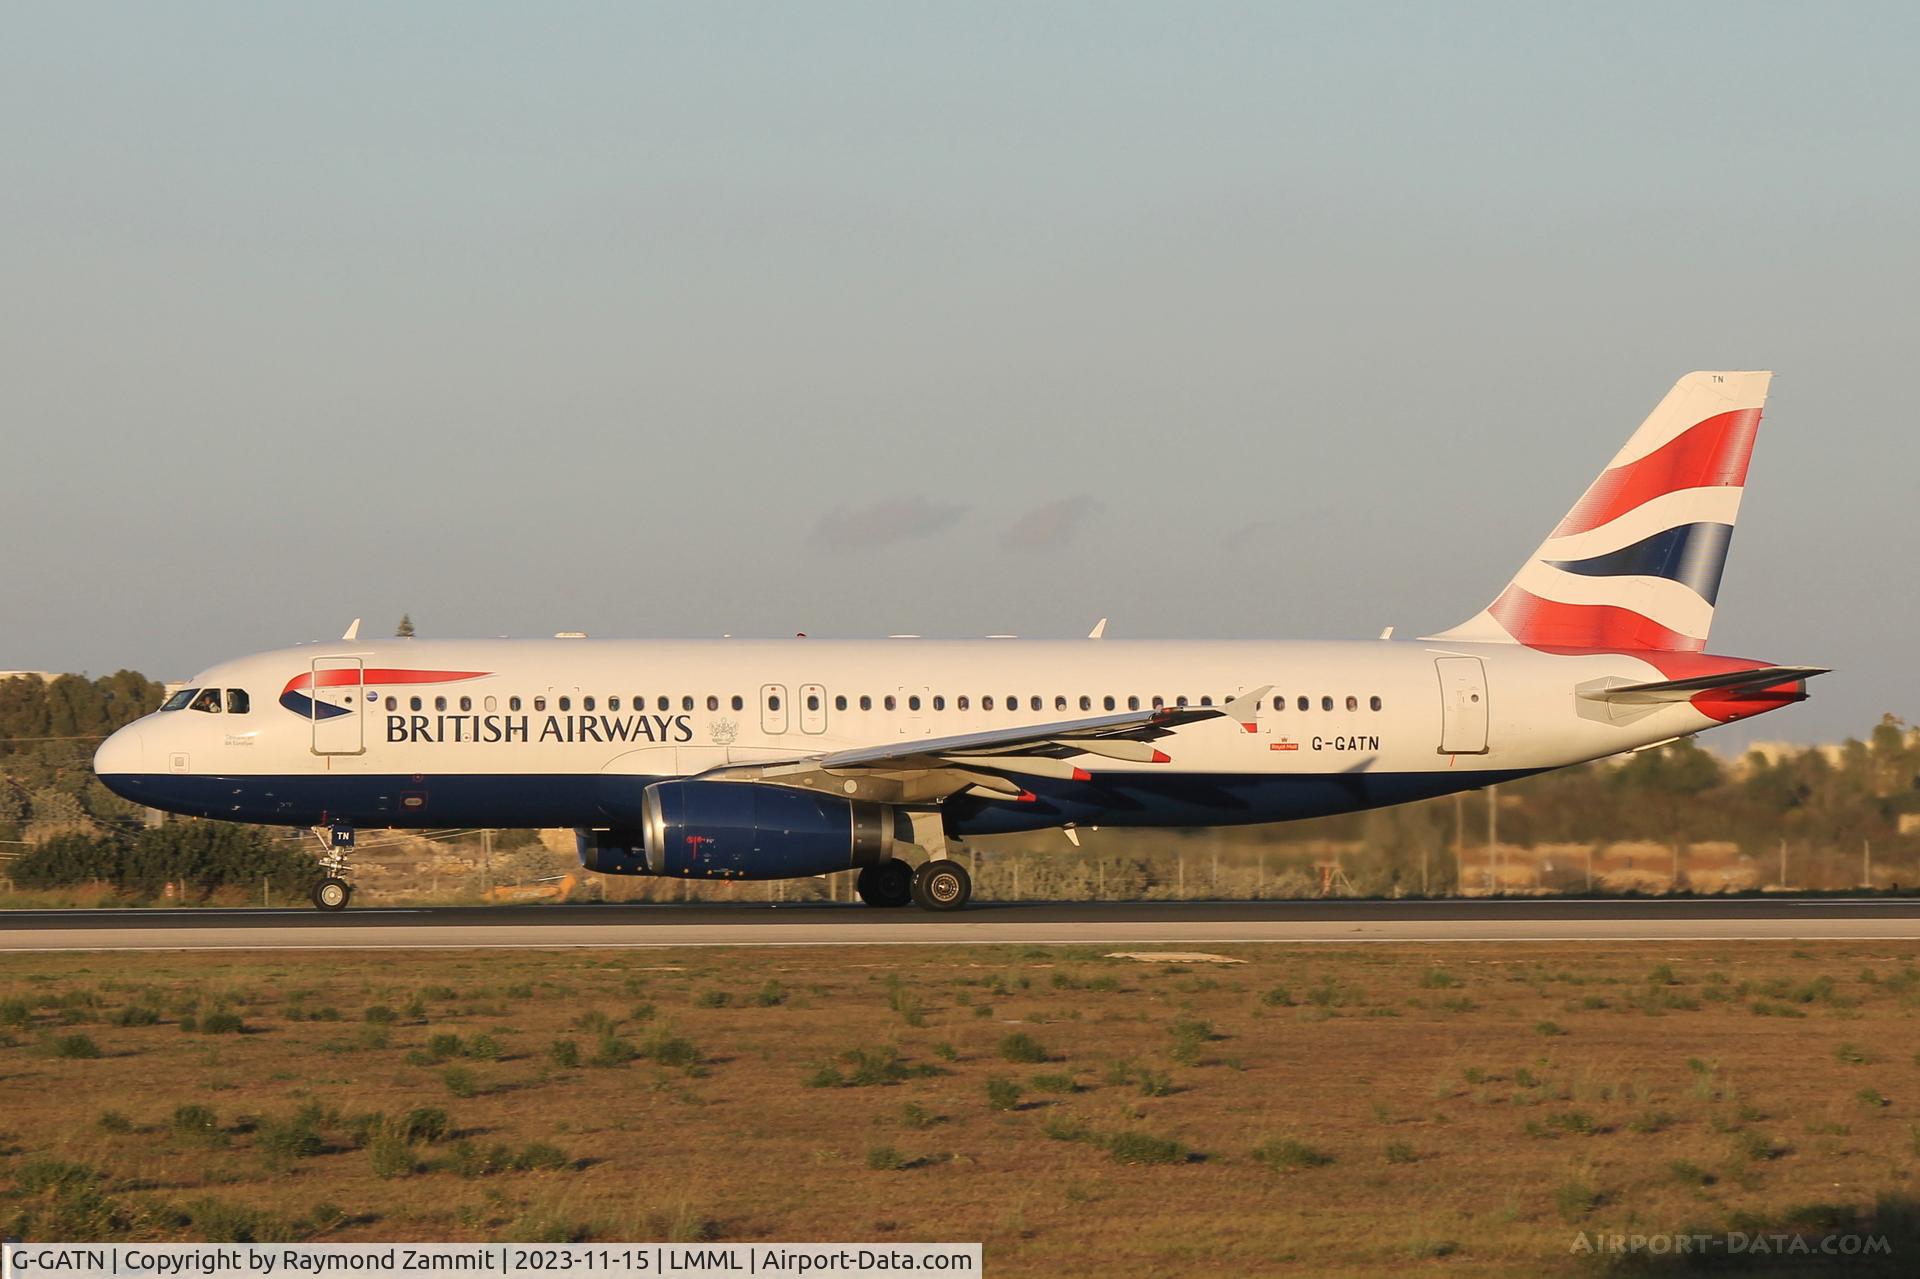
[395,614,416,638]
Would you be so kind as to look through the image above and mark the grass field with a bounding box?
[1,941,1917,1275]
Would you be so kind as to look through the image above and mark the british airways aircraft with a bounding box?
[95,372,1821,911]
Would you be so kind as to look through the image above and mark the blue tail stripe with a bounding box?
[1547,521,1734,604]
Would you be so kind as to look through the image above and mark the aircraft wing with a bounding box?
[700,686,1271,805]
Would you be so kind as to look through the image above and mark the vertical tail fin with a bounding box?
[1432,371,1771,652]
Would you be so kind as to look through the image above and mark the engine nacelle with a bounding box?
[641,780,895,879]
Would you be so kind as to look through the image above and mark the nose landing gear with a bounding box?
[308,822,356,912]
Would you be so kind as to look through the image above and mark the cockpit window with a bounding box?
[161,688,197,712]
[189,688,223,713]
[226,689,250,715]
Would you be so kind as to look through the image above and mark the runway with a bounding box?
[2,897,1918,951]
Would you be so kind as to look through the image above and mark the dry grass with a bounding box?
[0,942,1916,1274]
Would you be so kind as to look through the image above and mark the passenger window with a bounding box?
[436,696,450,712]
[732,695,745,711]
[1272,696,1284,711]
[1127,696,1140,711]
[1176,695,1188,707]
[908,695,921,711]
[190,689,222,713]
[709,695,721,711]
[460,696,473,712]
[161,688,196,711]
[885,695,897,711]
[556,696,569,712]
[1055,695,1067,711]
[411,696,424,712]
[1370,695,1383,712]
[658,696,670,712]
[1152,696,1164,709]
[485,696,498,712]
[931,696,943,711]
[1346,695,1359,712]
[957,695,969,711]
[1297,696,1309,711]
[583,696,595,712]
[385,696,398,711]
[811,693,823,712]
[768,694,782,712]
[1321,696,1334,711]
[835,695,848,711]
[225,689,250,714]
[534,697,547,712]
[682,695,694,711]
[510,696,522,712]
[1200,695,1213,707]
[1102,696,1114,711]
[607,697,618,711]
[860,695,872,711]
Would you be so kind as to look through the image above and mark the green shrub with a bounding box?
[171,1104,223,1144]
[1253,1138,1333,1171]
[1109,1132,1185,1165]
[753,982,787,1007]
[50,1033,100,1059]
[514,1142,570,1171]
[463,1033,502,1061]
[426,1032,464,1060]
[364,1005,398,1024]
[1385,1141,1416,1164]
[1419,970,1461,989]
[1041,1114,1092,1143]
[1030,1072,1078,1094]
[1259,987,1295,1007]
[900,1103,940,1131]
[1535,1020,1568,1037]
[1169,1020,1213,1064]
[548,1038,581,1068]
[644,1030,700,1069]
[588,1034,639,1068]
[257,1116,325,1160]
[112,1004,160,1027]
[985,1078,1023,1111]
[694,990,730,1009]
[998,1032,1048,1063]
[199,1011,245,1035]
[368,1134,415,1179]
[441,1066,477,1098]
[96,1110,134,1134]
[865,1145,906,1171]
[1554,1180,1602,1221]
[395,1107,450,1144]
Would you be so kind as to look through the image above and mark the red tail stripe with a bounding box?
[1553,408,1760,538]
[282,668,490,695]
[1489,585,1703,653]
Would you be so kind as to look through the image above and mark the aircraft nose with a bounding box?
[93,725,146,788]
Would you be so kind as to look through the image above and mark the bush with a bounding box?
[1041,1114,1092,1143]
[865,1145,906,1171]
[171,1104,223,1144]
[515,1142,571,1172]
[199,1011,245,1035]
[50,1033,100,1059]
[112,1005,160,1027]
[753,982,787,1007]
[426,1033,464,1060]
[985,1078,1023,1111]
[1109,1132,1186,1165]
[998,1033,1048,1064]
[588,1034,639,1067]
[257,1116,325,1160]
[368,1134,416,1179]
[464,1033,502,1061]
[364,1005,399,1025]
[396,1107,450,1144]
[900,1103,940,1131]
[1385,1141,1416,1164]
[440,1067,477,1098]
[1253,1138,1333,1171]
[0,997,32,1027]
[97,1110,134,1134]
[644,1031,700,1069]
[1031,1072,1078,1094]
[11,824,319,897]
[1555,1180,1602,1221]
[694,990,729,1008]
[548,1039,581,1068]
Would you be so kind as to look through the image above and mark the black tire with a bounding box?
[311,877,352,911]
[911,859,971,912]
[856,858,915,908]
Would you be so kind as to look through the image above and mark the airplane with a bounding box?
[94,371,1823,912]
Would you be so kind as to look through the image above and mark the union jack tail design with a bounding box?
[1434,371,1771,653]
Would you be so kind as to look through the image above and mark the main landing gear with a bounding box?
[856,858,915,908]
[308,822,356,912]
[911,859,971,912]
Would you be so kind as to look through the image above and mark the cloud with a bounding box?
[808,497,967,550]
[1000,496,1102,551]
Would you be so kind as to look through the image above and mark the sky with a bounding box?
[2,2,1915,750]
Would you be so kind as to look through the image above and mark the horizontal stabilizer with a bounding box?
[1580,665,1827,705]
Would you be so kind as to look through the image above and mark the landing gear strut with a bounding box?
[308,822,356,912]
[911,859,972,912]
[856,857,916,908]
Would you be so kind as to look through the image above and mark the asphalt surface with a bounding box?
[2,897,1917,951]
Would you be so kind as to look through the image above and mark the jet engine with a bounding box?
[576,780,896,879]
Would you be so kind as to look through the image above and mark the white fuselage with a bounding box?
[93,636,1776,837]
